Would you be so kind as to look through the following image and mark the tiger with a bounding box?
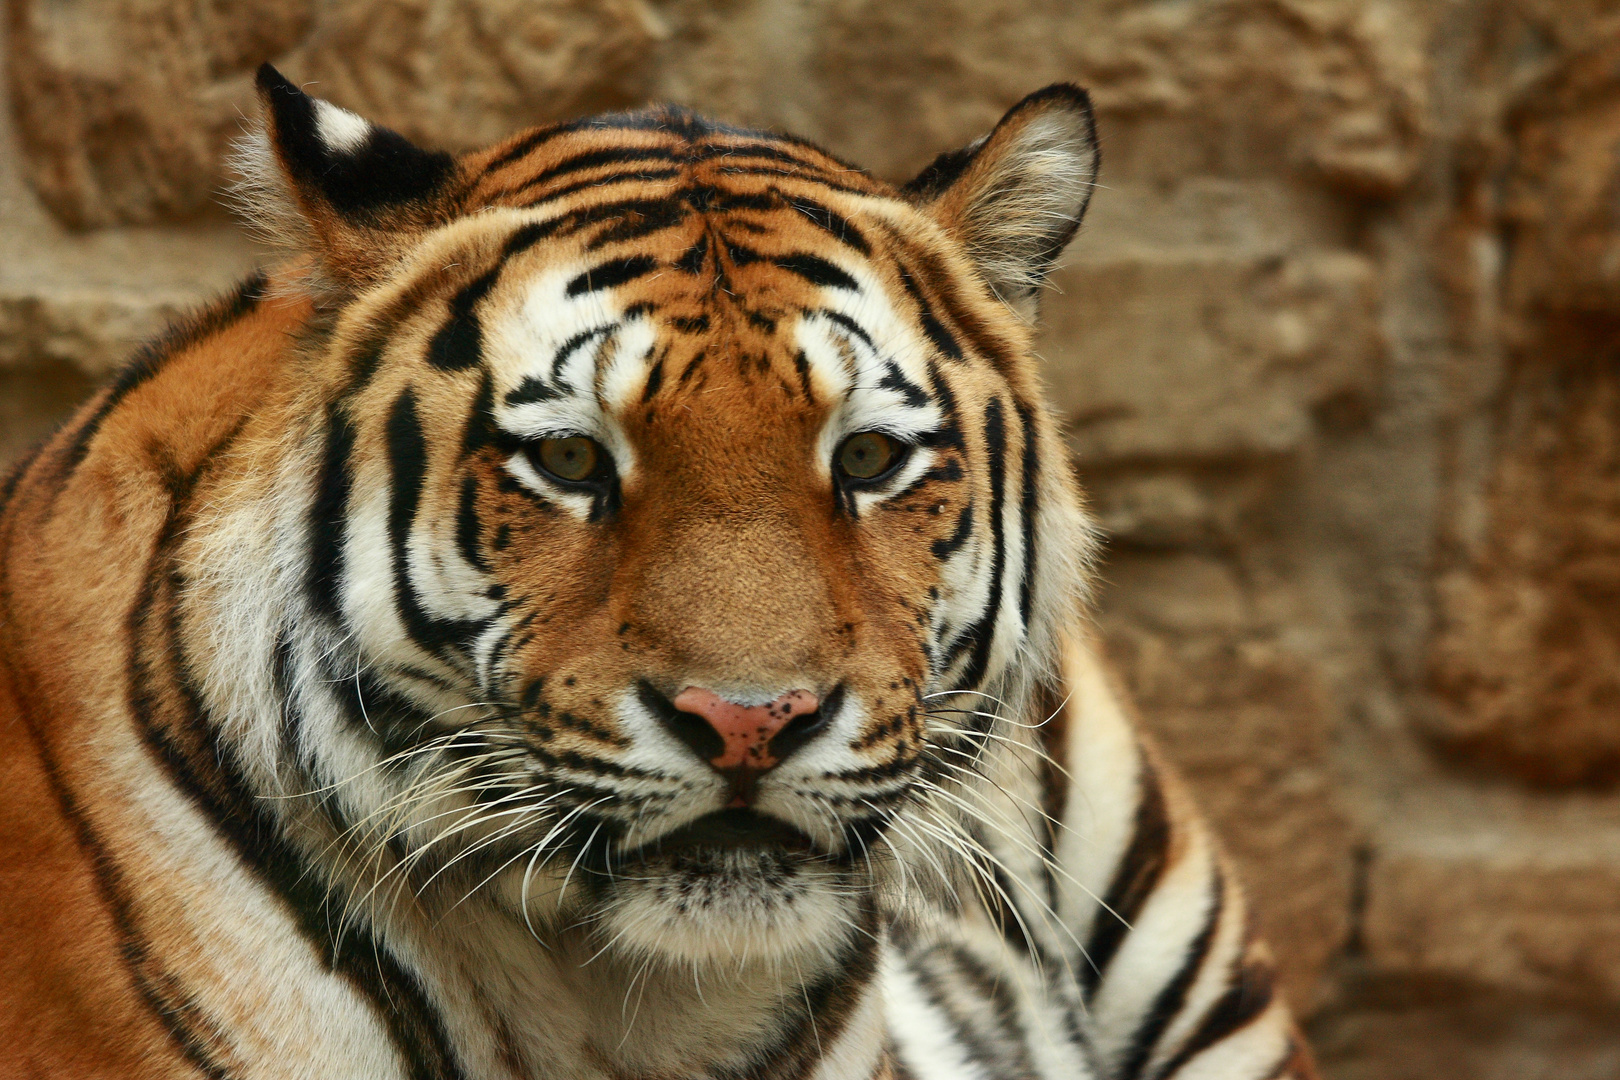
[0,63,1319,1080]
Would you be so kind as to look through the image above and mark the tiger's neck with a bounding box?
[335,886,890,1079]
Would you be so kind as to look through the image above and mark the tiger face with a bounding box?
[239,67,1098,971]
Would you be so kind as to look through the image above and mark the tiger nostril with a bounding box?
[637,683,725,762]
[767,685,843,764]
[645,683,832,776]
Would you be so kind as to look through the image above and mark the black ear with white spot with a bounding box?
[231,64,460,289]
[906,85,1098,321]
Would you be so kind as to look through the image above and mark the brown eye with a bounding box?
[533,436,602,483]
[837,431,902,481]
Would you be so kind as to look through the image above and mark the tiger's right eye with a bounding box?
[836,431,904,481]
[530,436,603,484]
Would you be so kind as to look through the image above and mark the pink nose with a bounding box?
[671,687,820,770]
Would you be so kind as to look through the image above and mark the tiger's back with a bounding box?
[0,66,1317,1080]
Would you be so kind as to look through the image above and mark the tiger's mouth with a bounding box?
[624,808,821,862]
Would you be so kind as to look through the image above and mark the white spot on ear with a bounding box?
[314,99,372,154]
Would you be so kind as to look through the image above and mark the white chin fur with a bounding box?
[596,851,856,966]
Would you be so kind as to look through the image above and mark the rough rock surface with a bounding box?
[8,1,1620,1074]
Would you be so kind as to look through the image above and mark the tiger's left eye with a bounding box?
[837,431,903,481]
[532,436,602,483]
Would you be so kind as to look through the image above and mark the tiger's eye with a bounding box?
[535,436,601,483]
[838,431,899,480]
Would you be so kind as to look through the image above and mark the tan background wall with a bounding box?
[5,1,1620,1074]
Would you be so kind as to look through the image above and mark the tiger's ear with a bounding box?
[232,64,461,291]
[905,85,1098,322]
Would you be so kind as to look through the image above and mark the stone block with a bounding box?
[1362,788,1620,1003]
[4,0,661,227]
[281,0,664,152]
[0,360,96,470]
[1503,30,1620,315]
[1428,324,1620,787]
[1041,249,1384,463]
[0,287,188,377]
[730,0,1430,189]
[6,0,314,226]
[1310,979,1620,1080]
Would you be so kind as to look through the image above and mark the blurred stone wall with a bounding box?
[5,1,1620,1075]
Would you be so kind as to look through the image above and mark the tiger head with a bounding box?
[233,65,1099,971]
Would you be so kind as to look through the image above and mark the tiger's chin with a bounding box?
[594,811,864,967]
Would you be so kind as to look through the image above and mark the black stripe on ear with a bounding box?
[257,63,456,217]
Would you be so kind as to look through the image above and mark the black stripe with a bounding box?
[552,326,613,383]
[932,502,974,560]
[1147,955,1275,1080]
[424,270,486,372]
[461,368,496,459]
[565,255,659,297]
[906,951,1018,1079]
[690,140,837,170]
[697,187,789,215]
[1033,679,1068,920]
[921,360,965,450]
[88,423,265,1078]
[386,389,484,659]
[822,310,880,354]
[896,263,963,363]
[503,146,681,199]
[878,361,930,409]
[504,375,566,408]
[1015,400,1039,634]
[948,946,1041,1080]
[586,200,690,249]
[791,350,815,402]
[324,654,447,761]
[724,240,764,267]
[514,169,682,211]
[59,270,267,476]
[641,354,665,402]
[18,726,238,1078]
[787,196,870,254]
[455,475,488,573]
[306,403,357,620]
[772,253,858,291]
[712,165,876,195]
[427,225,554,373]
[139,666,467,1079]
[485,119,841,185]
[480,119,595,175]
[1117,872,1225,1080]
[952,398,1007,689]
[675,235,709,274]
[882,225,1022,374]
[1081,760,1171,997]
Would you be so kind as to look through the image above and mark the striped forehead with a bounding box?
[465,107,888,213]
[475,213,949,438]
[482,258,658,437]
